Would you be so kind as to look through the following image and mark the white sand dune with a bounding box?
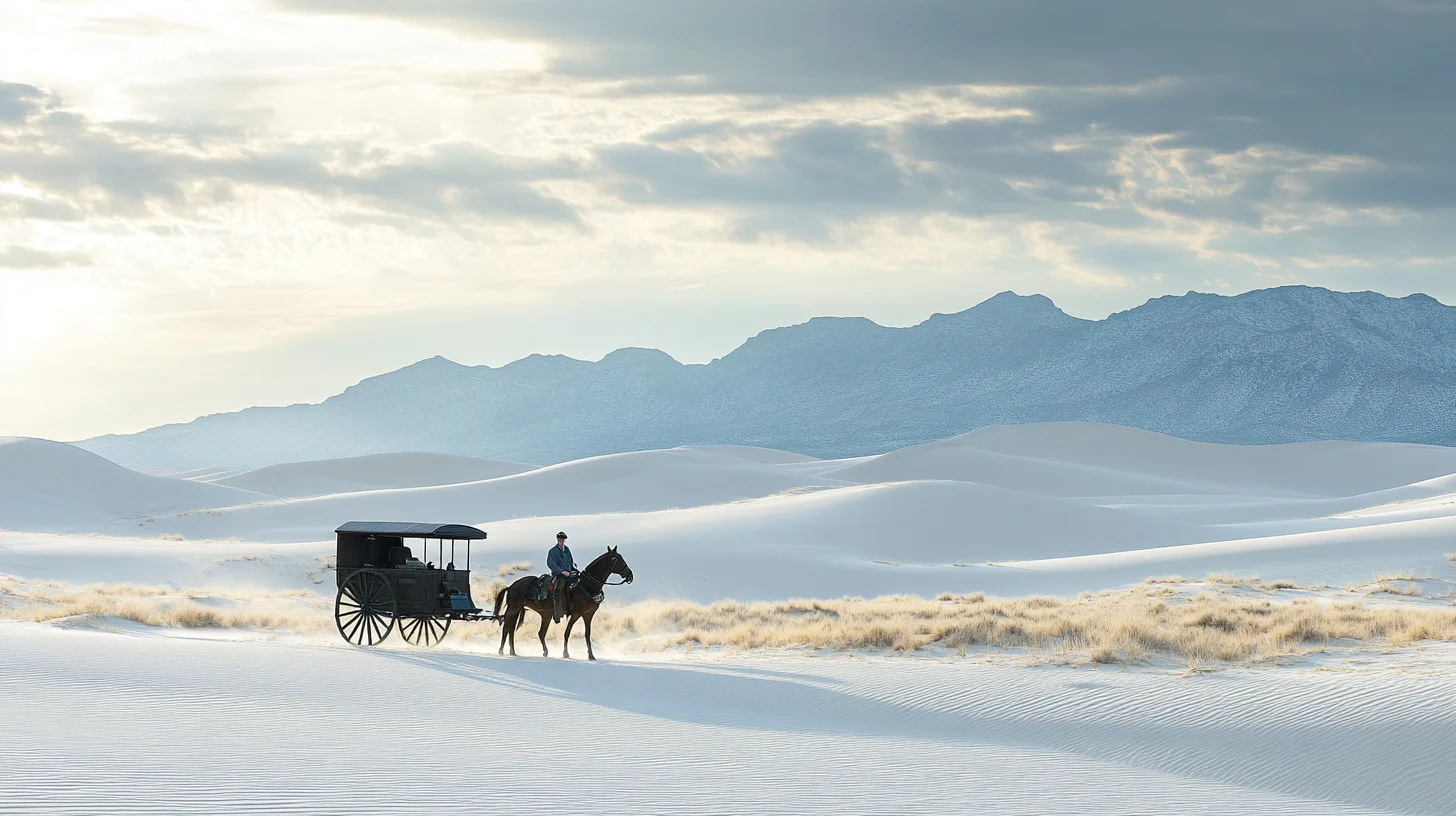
[446,501,1456,603]
[0,534,329,594]
[5,421,1456,814]
[142,464,249,480]
[0,438,265,531]
[831,423,1456,498]
[960,423,1456,496]
[99,447,847,543]
[7,503,1451,605]
[682,444,821,464]
[5,422,1456,600]
[825,437,1228,497]
[3,622,1452,815]
[5,481,1450,609]
[473,480,1211,601]
[198,451,535,498]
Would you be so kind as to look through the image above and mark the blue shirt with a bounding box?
[547,544,575,575]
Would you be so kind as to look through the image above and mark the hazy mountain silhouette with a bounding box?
[78,286,1456,468]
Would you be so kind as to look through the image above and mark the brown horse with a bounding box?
[492,546,633,660]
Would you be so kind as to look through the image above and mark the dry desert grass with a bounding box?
[547,591,1456,665]
[0,579,330,633]
[1370,581,1424,597]
[6,576,1456,666]
[496,561,534,578]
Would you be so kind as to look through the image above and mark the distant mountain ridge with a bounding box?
[78,286,1456,469]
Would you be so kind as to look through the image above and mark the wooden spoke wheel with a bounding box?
[335,570,396,646]
[398,616,451,647]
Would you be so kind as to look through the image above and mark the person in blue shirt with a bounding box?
[547,531,576,623]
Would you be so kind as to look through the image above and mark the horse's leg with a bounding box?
[563,614,577,659]
[499,600,518,655]
[537,608,551,657]
[584,611,596,661]
[507,607,521,656]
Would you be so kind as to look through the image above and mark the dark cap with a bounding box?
[556,531,568,540]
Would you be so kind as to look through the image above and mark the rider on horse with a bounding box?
[547,531,577,623]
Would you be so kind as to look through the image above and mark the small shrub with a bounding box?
[1207,573,1260,586]
[1371,581,1423,597]
[10,577,1456,667]
[496,561,533,578]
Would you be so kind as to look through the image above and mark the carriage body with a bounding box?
[332,521,488,647]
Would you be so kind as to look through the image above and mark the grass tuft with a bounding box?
[496,561,533,578]
[1370,581,1423,597]
[1206,573,1261,586]
[550,591,1456,665]
[0,581,328,632]
[8,578,1456,668]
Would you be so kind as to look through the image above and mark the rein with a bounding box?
[578,570,631,588]
[577,554,632,591]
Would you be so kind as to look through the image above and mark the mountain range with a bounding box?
[77,285,1456,469]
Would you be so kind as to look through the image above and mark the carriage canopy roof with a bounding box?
[335,521,486,540]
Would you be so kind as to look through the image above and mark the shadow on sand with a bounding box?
[369,648,1446,816]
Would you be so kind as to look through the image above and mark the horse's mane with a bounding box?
[583,548,614,575]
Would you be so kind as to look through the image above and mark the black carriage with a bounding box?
[333,521,491,647]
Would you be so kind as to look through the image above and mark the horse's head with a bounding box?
[606,545,633,584]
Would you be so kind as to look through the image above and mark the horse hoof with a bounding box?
[588,655,596,662]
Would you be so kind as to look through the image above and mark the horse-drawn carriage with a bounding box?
[331,519,635,659]
[332,521,493,647]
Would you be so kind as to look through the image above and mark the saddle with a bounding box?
[529,574,600,604]
[527,574,599,606]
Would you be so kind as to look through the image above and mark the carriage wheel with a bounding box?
[397,616,451,647]
[335,570,396,646]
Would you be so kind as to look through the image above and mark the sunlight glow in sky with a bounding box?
[1,0,1453,439]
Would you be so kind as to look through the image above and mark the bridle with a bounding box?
[579,553,634,589]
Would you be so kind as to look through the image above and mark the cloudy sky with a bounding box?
[2,0,1453,440]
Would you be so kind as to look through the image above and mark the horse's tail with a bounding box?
[492,586,508,621]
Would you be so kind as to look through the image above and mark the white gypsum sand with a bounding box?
[4,422,1456,814]
[3,622,1454,815]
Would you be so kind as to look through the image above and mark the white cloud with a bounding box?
[0,0,1452,439]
